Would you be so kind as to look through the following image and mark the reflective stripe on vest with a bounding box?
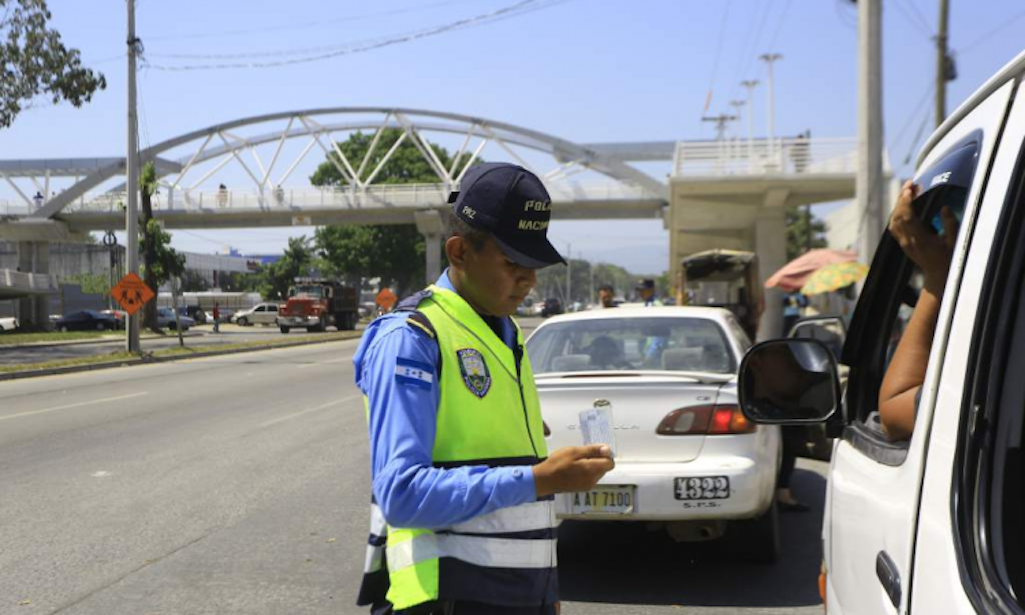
[387,533,558,572]
[448,499,557,535]
[364,503,387,574]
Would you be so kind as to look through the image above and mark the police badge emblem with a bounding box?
[456,348,491,398]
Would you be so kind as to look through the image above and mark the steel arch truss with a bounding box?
[29,107,667,220]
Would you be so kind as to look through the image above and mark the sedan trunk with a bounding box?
[534,374,729,463]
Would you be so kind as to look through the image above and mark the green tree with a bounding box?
[260,236,315,300]
[310,129,476,295]
[0,0,106,128]
[786,205,828,261]
[178,269,210,293]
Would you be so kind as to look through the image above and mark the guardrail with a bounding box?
[673,137,859,177]
[52,182,663,214]
[0,269,57,293]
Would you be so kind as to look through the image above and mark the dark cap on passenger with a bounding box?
[448,162,566,269]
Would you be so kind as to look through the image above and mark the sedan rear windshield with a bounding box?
[526,317,736,375]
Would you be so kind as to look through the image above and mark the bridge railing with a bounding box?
[0,269,57,292]
[57,182,663,214]
[673,137,858,178]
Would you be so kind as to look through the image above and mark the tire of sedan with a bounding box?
[237,317,248,327]
[279,326,290,334]
[59,325,68,332]
[734,498,781,564]
[96,322,105,331]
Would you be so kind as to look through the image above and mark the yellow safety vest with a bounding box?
[359,285,557,611]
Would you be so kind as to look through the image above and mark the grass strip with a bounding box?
[0,331,117,346]
[0,331,362,375]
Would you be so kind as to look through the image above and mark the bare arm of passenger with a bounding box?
[878,181,958,441]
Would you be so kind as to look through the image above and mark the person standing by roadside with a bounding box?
[354,163,615,615]
[212,303,220,333]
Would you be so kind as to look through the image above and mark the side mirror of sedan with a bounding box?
[738,339,841,425]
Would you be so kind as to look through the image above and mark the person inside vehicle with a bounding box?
[878,180,960,441]
[586,335,630,369]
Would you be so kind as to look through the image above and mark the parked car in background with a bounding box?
[54,310,119,332]
[233,303,279,326]
[0,316,18,332]
[156,307,194,331]
[181,305,207,325]
[99,309,127,330]
[540,297,563,317]
[526,307,781,562]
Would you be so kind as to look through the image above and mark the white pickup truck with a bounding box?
[740,48,1025,614]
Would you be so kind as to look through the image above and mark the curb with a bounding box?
[0,332,204,351]
[0,332,363,382]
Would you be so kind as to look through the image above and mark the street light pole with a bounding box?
[730,100,746,164]
[126,0,141,353]
[759,53,783,164]
[741,80,759,161]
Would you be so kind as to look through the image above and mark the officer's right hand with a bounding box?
[532,445,615,497]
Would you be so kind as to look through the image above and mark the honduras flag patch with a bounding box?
[395,358,434,390]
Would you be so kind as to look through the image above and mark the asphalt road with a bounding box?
[0,332,826,615]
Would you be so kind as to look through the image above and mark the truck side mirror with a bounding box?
[739,339,841,425]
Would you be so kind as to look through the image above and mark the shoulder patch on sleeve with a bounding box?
[395,357,435,389]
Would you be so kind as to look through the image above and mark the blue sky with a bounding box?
[3,0,1025,273]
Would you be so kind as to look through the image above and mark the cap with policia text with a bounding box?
[448,162,566,269]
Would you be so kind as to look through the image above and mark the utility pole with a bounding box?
[703,114,738,173]
[759,53,783,164]
[856,0,885,265]
[126,0,141,353]
[730,100,746,163]
[741,80,759,161]
[936,0,951,127]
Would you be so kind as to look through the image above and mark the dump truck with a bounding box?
[277,278,359,333]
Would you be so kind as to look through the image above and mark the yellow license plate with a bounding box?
[570,486,635,514]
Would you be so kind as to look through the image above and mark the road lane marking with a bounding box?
[258,394,362,428]
[0,392,150,422]
[296,357,349,369]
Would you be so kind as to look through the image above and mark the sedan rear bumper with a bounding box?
[556,446,778,522]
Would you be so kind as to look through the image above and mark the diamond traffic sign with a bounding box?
[111,272,155,316]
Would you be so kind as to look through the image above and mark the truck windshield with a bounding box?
[294,285,324,298]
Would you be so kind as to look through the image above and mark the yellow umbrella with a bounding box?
[800,262,869,295]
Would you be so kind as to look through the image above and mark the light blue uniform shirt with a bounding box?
[354,270,538,529]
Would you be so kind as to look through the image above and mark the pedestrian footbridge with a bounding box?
[0,106,878,337]
[0,269,57,300]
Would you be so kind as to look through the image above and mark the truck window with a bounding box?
[843,138,980,457]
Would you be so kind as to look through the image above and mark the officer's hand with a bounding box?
[533,445,615,497]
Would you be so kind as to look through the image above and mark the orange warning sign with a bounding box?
[111,272,155,316]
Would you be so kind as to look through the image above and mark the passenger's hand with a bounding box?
[888,180,959,291]
[533,445,615,497]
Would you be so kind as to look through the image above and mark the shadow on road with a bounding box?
[558,467,826,609]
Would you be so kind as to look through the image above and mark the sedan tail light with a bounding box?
[657,404,755,436]
[543,421,551,437]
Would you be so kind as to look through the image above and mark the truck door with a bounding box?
[910,76,1025,614]
[825,80,1014,615]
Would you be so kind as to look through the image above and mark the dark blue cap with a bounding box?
[448,162,566,269]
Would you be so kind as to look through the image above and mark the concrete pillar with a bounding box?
[17,241,51,330]
[755,209,787,341]
[414,209,447,286]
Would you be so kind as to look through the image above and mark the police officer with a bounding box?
[354,163,615,615]
[635,279,662,306]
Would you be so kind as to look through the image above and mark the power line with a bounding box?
[703,0,733,116]
[145,0,479,42]
[961,7,1025,54]
[764,0,794,53]
[143,0,561,71]
[900,0,933,35]
[892,0,933,39]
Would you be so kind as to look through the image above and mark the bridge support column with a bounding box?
[414,210,447,286]
[754,208,786,341]
[17,241,51,330]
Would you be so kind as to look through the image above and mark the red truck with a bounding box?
[276,279,359,333]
